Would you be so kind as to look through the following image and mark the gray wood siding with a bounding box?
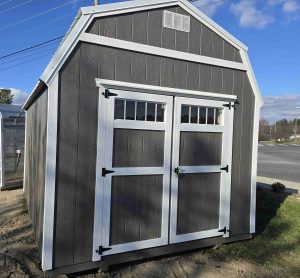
[110,175,163,245]
[87,6,243,63]
[179,132,222,166]
[55,43,99,268]
[113,129,165,167]
[24,90,48,254]
[55,42,254,267]
[177,173,220,234]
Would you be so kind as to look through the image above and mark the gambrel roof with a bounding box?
[23,0,263,110]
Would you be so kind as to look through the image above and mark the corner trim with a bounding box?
[42,74,59,271]
[80,33,247,71]
[95,79,238,101]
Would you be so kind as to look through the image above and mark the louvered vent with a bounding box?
[163,10,190,32]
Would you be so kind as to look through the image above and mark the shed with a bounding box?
[23,0,263,276]
[0,104,25,190]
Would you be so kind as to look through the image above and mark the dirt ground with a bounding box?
[0,189,295,278]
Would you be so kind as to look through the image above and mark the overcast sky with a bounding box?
[0,0,299,123]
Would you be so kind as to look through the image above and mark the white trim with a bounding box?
[41,75,58,271]
[113,120,165,131]
[40,13,93,85]
[93,89,173,259]
[81,0,247,50]
[92,84,107,262]
[170,96,234,244]
[239,49,263,234]
[240,50,263,106]
[170,229,223,244]
[22,112,28,192]
[0,113,3,189]
[96,79,237,101]
[250,99,261,234]
[81,33,247,71]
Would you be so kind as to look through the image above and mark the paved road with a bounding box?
[258,143,300,183]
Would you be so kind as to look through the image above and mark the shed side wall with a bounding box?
[24,89,48,253]
[54,42,254,268]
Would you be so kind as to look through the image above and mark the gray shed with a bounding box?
[23,0,263,276]
[0,104,25,190]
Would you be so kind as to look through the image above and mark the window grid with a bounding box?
[114,99,165,123]
[181,105,223,126]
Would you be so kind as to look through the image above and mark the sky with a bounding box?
[0,0,299,123]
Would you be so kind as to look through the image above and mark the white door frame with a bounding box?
[170,97,234,244]
[93,89,173,260]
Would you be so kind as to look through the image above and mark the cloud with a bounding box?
[192,0,225,17]
[10,88,29,106]
[283,1,300,12]
[230,0,274,29]
[261,94,300,123]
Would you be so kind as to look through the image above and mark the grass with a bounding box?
[209,188,300,276]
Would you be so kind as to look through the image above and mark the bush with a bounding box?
[272,182,285,193]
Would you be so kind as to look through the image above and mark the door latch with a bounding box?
[220,165,229,172]
[174,167,180,177]
[102,168,115,177]
[102,88,118,99]
[95,246,112,255]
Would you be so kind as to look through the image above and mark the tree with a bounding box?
[0,89,14,104]
[274,119,293,140]
[259,118,270,141]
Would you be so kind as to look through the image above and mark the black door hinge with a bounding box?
[96,246,112,255]
[218,227,230,234]
[102,89,118,99]
[223,100,240,110]
[220,165,229,172]
[102,168,115,177]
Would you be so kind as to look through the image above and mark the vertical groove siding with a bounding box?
[54,41,254,267]
[87,6,243,63]
[24,90,48,254]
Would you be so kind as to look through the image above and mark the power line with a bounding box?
[0,41,59,63]
[0,13,73,43]
[0,36,63,60]
[0,0,34,15]
[0,51,55,73]
[0,47,57,66]
[0,0,78,32]
[0,0,14,7]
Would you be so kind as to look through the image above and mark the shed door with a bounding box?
[170,97,234,243]
[97,90,173,257]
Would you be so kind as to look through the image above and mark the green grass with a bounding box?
[209,188,300,275]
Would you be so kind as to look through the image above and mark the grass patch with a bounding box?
[209,188,300,275]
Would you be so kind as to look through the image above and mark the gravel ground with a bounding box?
[0,189,288,278]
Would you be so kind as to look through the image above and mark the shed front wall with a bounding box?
[24,90,48,253]
[54,7,255,269]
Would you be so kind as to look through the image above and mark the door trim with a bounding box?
[93,89,173,260]
[170,97,234,244]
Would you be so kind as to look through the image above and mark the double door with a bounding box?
[93,90,234,260]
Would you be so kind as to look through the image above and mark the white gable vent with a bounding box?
[163,10,190,32]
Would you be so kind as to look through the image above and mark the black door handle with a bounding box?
[174,167,180,177]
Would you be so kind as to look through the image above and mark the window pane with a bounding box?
[199,107,206,124]
[190,106,198,124]
[147,102,156,121]
[215,109,222,125]
[207,108,214,124]
[126,100,135,120]
[136,102,146,121]
[156,103,165,122]
[181,105,189,123]
[114,99,125,119]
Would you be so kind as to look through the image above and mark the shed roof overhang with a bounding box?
[23,0,263,110]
